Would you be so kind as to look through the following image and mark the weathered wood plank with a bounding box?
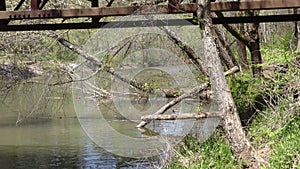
[213,14,300,24]
[0,19,196,31]
[0,4,197,20]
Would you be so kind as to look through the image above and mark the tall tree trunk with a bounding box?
[198,0,265,167]
[236,22,249,71]
[249,36,262,77]
[247,11,263,77]
[294,9,300,51]
[214,26,239,69]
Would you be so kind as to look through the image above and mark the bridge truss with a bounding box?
[0,0,300,31]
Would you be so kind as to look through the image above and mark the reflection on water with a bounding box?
[0,118,159,169]
[0,82,161,168]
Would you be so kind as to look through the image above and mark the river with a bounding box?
[0,67,219,168]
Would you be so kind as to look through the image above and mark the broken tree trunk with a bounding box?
[294,9,300,51]
[198,0,265,167]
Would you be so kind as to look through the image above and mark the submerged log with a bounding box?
[141,112,221,121]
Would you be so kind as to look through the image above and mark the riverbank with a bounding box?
[165,98,299,168]
[164,47,300,168]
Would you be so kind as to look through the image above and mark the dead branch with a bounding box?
[51,34,150,92]
[161,27,208,76]
[141,112,221,121]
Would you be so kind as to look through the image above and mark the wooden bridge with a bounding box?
[0,0,300,31]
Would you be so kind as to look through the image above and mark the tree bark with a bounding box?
[213,25,239,70]
[162,27,208,75]
[294,9,300,51]
[198,0,264,167]
[246,11,263,77]
[236,21,249,71]
[52,34,151,92]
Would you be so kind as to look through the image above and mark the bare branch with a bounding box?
[161,27,208,76]
[51,34,149,92]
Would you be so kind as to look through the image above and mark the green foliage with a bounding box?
[268,114,300,168]
[0,29,93,64]
[166,135,239,169]
[262,29,295,52]
[228,73,264,113]
[261,47,293,65]
[247,98,300,169]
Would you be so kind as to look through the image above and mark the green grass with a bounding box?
[247,100,300,169]
[165,97,299,169]
[165,135,239,169]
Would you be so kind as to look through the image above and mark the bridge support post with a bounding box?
[168,0,178,12]
[91,0,100,23]
[0,0,6,26]
[0,1,6,10]
[31,0,41,10]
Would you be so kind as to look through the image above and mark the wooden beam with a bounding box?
[91,0,100,23]
[0,4,197,20]
[212,14,300,24]
[211,0,300,12]
[0,0,6,26]
[0,18,196,31]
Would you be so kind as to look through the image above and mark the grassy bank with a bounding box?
[165,45,300,169]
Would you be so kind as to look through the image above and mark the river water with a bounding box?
[0,81,163,168]
[0,70,219,168]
